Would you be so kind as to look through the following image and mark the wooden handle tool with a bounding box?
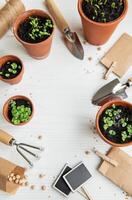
[94,150,118,167]
[0,129,14,145]
[128,77,132,86]
[104,62,117,80]
[45,0,69,33]
[81,186,94,200]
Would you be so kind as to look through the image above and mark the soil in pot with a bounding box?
[99,104,132,144]
[82,0,124,23]
[0,60,22,79]
[17,15,53,43]
[8,98,32,125]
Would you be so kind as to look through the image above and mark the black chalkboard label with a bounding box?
[53,164,72,197]
[63,162,92,192]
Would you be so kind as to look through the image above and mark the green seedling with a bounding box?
[1,61,21,79]
[28,17,53,41]
[101,104,132,143]
[83,0,124,23]
[109,130,116,136]
[10,100,32,125]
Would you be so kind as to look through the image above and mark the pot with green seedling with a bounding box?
[96,100,132,147]
[13,9,54,59]
[78,0,128,45]
[0,55,24,84]
[3,95,34,126]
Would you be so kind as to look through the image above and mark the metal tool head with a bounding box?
[92,79,128,106]
[12,140,44,168]
[64,28,84,60]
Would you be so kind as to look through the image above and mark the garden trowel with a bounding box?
[92,78,132,106]
[45,0,84,60]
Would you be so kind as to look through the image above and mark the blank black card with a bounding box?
[63,162,92,192]
[53,164,72,197]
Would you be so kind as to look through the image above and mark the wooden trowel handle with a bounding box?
[0,129,14,145]
[45,0,69,33]
[128,77,132,85]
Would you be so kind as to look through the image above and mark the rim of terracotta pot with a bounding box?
[3,95,34,126]
[0,55,24,82]
[78,0,128,27]
[96,100,132,147]
[13,9,55,46]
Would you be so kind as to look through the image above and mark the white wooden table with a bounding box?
[0,0,132,200]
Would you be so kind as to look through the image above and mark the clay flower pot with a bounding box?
[0,55,24,85]
[13,9,54,59]
[96,100,132,147]
[3,95,34,126]
[78,0,128,45]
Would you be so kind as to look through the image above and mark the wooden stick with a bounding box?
[81,186,93,200]
[94,150,118,167]
[77,190,88,200]
[104,61,117,80]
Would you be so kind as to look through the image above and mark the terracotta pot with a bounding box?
[96,100,132,147]
[0,55,24,85]
[13,9,54,59]
[3,95,34,126]
[78,0,128,45]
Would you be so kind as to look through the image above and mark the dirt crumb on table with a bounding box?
[85,150,90,155]
[25,181,29,187]
[30,185,35,190]
[97,47,101,51]
[83,40,87,44]
[41,185,46,191]
[38,135,43,140]
[88,57,92,61]
[39,174,45,178]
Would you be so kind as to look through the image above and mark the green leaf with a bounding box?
[5,73,10,77]
[109,130,116,136]
[111,2,116,8]
[11,62,17,69]
[103,124,109,130]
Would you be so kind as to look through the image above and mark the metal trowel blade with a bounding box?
[92,79,120,105]
[64,31,84,60]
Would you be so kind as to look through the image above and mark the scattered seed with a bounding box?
[15,179,19,184]
[19,179,24,185]
[10,173,14,177]
[39,174,45,179]
[83,40,87,44]
[30,185,35,190]
[88,57,92,61]
[16,175,21,179]
[41,185,46,191]
[97,47,101,51]
[12,176,16,181]
[85,150,90,155]
[8,177,13,182]
[25,181,29,187]
[38,135,43,140]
